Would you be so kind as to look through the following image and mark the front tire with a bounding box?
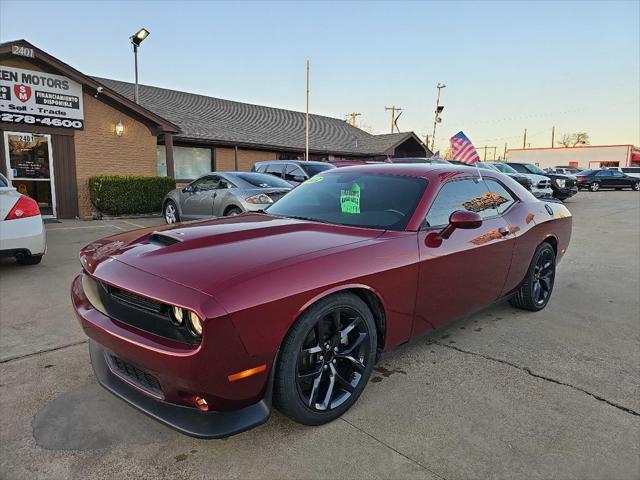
[225,207,243,216]
[589,182,600,192]
[633,182,640,191]
[509,242,556,311]
[163,200,179,224]
[274,293,377,426]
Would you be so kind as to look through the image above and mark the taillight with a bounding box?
[576,176,585,182]
[4,196,40,220]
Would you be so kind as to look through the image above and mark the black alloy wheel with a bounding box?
[510,242,556,311]
[274,293,377,425]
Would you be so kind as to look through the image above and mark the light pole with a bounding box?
[130,28,150,104]
[430,82,446,152]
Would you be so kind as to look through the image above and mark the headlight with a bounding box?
[170,305,185,325]
[245,193,273,204]
[188,311,203,337]
[555,179,566,188]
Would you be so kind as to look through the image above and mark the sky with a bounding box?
[1,0,638,154]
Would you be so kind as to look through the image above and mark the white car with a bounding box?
[608,166,640,179]
[0,173,46,265]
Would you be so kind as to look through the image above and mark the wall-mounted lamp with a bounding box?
[115,121,124,137]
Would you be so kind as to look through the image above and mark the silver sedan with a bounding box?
[162,172,293,224]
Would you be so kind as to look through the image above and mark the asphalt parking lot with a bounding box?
[1,193,639,480]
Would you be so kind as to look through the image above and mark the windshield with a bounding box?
[524,163,546,175]
[494,163,518,174]
[266,172,427,231]
[302,163,334,176]
[233,173,292,189]
[477,162,499,171]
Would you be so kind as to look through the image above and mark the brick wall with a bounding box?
[215,147,277,172]
[74,94,157,218]
[0,56,158,218]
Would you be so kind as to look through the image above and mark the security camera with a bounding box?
[94,86,104,98]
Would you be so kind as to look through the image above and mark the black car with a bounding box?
[576,169,640,192]
[252,160,335,186]
[482,162,533,191]
[506,162,578,200]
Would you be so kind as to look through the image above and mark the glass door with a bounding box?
[3,131,56,217]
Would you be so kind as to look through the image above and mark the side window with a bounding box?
[193,176,219,192]
[425,179,514,228]
[283,165,307,182]
[596,170,611,177]
[484,179,517,214]
[611,170,624,177]
[265,163,283,177]
[255,164,267,173]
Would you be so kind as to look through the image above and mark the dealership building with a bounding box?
[0,40,429,219]
[507,144,640,170]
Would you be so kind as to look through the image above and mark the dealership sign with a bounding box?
[0,66,84,129]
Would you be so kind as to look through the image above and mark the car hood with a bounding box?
[519,173,550,184]
[80,214,383,296]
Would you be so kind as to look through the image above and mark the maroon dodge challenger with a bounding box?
[72,164,572,438]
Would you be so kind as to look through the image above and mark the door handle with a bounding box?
[498,227,511,237]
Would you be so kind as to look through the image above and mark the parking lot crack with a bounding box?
[433,341,640,418]
[0,340,87,364]
[340,417,449,480]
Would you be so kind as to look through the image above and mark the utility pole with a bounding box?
[523,129,527,149]
[430,82,446,151]
[346,112,361,126]
[305,60,310,161]
[503,143,508,159]
[551,126,555,148]
[385,106,402,133]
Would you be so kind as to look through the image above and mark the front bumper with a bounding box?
[71,265,274,438]
[552,186,578,200]
[89,340,270,438]
[531,186,553,198]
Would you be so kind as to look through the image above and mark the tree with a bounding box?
[557,132,590,147]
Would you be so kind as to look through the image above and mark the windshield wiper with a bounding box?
[282,215,332,224]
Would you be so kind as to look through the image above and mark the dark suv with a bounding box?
[506,162,578,200]
[253,160,335,186]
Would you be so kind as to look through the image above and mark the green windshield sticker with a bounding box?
[305,176,324,184]
[340,183,361,214]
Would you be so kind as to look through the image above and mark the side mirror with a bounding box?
[293,175,306,183]
[426,210,482,248]
[440,210,483,239]
[183,185,194,193]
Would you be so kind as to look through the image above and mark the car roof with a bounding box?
[322,162,500,180]
[254,160,330,166]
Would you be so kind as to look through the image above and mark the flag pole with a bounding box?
[475,162,483,181]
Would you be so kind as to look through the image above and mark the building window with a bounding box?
[157,146,212,179]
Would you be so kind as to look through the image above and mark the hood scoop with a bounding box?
[149,231,183,246]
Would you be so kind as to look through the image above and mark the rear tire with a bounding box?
[509,242,556,311]
[17,254,43,266]
[274,293,377,426]
[633,182,640,191]
[589,182,600,192]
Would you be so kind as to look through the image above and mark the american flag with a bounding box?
[450,131,480,165]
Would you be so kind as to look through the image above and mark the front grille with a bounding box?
[105,284,165,315]
[107,353,163,396]
[565,179,576,187]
